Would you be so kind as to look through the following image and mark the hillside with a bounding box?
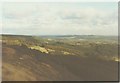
[2,35,119,81]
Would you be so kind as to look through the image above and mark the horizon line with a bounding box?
[0,33,118,36]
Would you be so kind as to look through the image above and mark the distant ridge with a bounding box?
[1,34,118,38]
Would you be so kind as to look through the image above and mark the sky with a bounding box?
[2,2,118,35]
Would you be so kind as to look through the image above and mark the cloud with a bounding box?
[2,2,118,35]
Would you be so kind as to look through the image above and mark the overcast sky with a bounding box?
[2,2,118,35]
